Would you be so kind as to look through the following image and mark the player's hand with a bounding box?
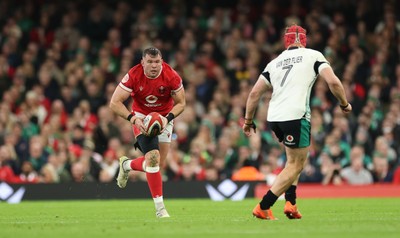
[242,121,256,137]
[160,115,168,128]
[340,103,352,114]
[159,115,168,133]
[133,117,146,134]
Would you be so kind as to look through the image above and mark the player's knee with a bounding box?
[294,165,304,174]
[286,161,304,174]
[292,161,305,174]
[145,149,160,167]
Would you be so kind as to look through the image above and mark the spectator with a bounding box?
[371,155,393,183]
[0,145,20,183]
[54,13,81,54]
[28,136,49,172]
[70,161,95,183]
[319,151,343,185]
[79,139,102,181]
[340,152,373,185]
[204,165,219,181]
[40,163,59,183]
[20,90,48,126]
[99,149,119,183]
[93,106,121,155]
[18,161,39,183]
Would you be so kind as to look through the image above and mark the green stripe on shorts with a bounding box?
[299,118,311,148]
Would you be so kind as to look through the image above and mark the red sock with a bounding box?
[146,171,163,198]
[130,156,145,172]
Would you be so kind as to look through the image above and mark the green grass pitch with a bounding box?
[1,198,399,238]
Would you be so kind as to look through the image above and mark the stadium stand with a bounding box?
[0,0,399,185]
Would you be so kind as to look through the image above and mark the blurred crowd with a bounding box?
[1,0,400,185]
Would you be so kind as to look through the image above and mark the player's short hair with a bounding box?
[142,47,162,58]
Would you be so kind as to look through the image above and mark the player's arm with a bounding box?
[162,87,186,126]
[170,87,186,117]
[109,86,138,124]
[319,66,352,113]
[243,75,271,136]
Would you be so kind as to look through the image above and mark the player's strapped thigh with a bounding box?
[136,134,159,154]
[269,118,310,148]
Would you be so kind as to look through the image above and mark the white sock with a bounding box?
[122,159,132,171]
[154,196,164,210]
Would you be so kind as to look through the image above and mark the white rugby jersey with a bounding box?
[261,47,330,122]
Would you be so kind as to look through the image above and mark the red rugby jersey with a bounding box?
[118,62,183,116]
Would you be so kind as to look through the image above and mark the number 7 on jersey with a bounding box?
[280,65,293,87]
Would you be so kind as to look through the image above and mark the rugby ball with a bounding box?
[143,112,163,137]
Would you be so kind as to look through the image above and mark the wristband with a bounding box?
[166,113,175,123]
[244,121,257,132]
[244,118,253,124]
[340,103,349,110]
[127,114,133,122]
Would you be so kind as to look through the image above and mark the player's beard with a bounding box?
[146,67,162,78]
[149,70,158,77]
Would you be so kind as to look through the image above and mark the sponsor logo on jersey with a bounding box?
[145,95,158,104]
